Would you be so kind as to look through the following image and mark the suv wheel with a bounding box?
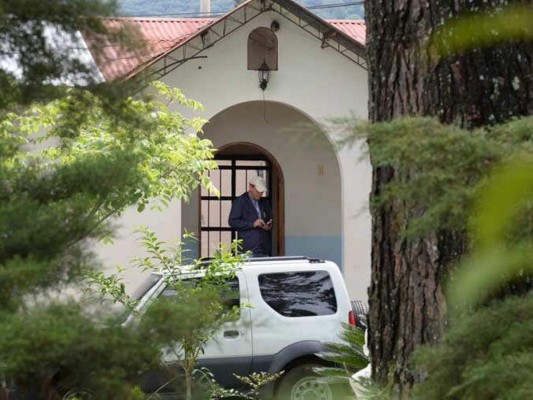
[61,388,93,400]
[277,364,333,400]
[351,300,368,329]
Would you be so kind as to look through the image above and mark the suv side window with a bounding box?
[258,271,337,317]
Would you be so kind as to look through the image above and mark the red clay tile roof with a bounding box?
[85,17,213,81]
[84,17,365,81]
[329,19,366,46]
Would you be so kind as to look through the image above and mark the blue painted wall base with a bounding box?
[285,236,343,271]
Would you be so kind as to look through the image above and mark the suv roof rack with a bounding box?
[247,256,325,263]
[198,255,325,265]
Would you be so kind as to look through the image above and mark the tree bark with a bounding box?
[364,0,533,396]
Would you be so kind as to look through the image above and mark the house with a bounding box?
[82,0,371,299]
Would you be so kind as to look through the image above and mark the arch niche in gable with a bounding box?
[248,27,278,70]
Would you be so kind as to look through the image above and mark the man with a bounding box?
[228,175,273,257]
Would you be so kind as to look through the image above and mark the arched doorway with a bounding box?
[199,142,284,258]
[179,100,343,268]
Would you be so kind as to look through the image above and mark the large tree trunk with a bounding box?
[364,0,533,396]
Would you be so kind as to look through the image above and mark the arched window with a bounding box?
[247,27,278,70]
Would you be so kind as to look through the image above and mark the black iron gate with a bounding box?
[200,156,271,258]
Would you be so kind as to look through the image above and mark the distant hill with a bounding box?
[117,0,364,20]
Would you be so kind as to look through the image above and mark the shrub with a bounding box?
[413,295,533,400]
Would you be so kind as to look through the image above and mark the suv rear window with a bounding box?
[258,271,337,317]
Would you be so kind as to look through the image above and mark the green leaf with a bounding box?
[430,5,533,58]
[472,159,533,250]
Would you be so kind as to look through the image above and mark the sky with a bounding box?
[117,0,365,20]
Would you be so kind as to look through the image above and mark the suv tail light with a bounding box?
[348,310,356,326]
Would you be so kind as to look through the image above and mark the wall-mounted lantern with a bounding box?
[258,60,270,91]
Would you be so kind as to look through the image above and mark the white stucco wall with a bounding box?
[97,11,371,300]
[93,202,182,287]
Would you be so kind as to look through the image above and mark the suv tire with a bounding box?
[277,364,332,400]
[351,300,367,316]
[351,300,368,328]
[61,388,93,400]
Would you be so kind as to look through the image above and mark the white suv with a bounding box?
[133,256,355,399]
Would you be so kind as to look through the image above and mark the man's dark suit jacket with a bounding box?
[228,192,272,257]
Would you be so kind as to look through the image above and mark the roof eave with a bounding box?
[270,0,366,60]
[128,0,367,82]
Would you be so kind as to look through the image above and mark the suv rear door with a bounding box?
[246,263,346,368]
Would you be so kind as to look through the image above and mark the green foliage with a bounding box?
[356,118,533,400]
[413,295,533,400]
[0,81,216,309]
[315,324,369,384]
[87,266,138,311]
[352,378,394,400]
[0,2,223,398]
[364,2,533,400]
[446,148,533,308]
[24,81,214,207]
[0,0,143,108]
[448,159,533,307]
[348,117,533,239]
[233,371,285,399]
[0,80,218,397]
[472,159,533,250]
[0,303,163,399]
[414,7,533,397]
[442,120,533,306]
[186,368,243,400]
[430,5,533,58]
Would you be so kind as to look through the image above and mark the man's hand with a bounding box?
[263,219,273,231]
[253,218,265,228]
